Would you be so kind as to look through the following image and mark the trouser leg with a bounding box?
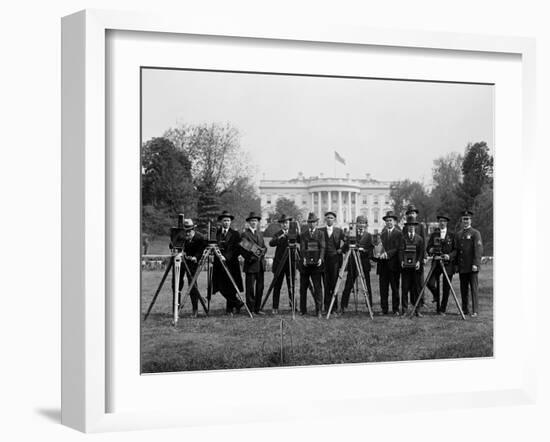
[470,272,479,313]
[324,255,339,312]
[379,270,390,314]
[440,267,452,312]
[401,270,413,312]
[299,270,309,313]
[254,271,264,313]
[185,270,200,310]
[427,265,441,308]
[390,271,400,313]
[311,272,323,313]
[341,268,356,309]
[459,273,470,314]
[245,273,256,312]
[272,269,285,309]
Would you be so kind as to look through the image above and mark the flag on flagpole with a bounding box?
[334,151,346,165]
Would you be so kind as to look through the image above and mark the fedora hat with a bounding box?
[277,214,292,223]
[217,210,234,221]
[404,215,418,226]
[382,211,398,221]
[405,204,419,215]
[324,211,337,218]
[246,211,262,222]
[182,218,196,230]
[355,215,368,224]
[306,212,319,223]
[436,213,450,222]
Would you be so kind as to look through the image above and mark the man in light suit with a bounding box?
[377,211,403,315]
[320,211,345,313]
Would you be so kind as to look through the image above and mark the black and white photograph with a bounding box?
[140,67,494,373]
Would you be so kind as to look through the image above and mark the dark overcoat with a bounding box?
[299,227,326,270]
[377,227,403,274]
[212,227,243,293]
[240,228,266,274]
[455,227,483,274]
[399,231,426,266]
[269,229,298,273]
[426,229,457,272]
[342,231,374,271]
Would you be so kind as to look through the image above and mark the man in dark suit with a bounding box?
[405,204,428,305]
[268,214,296,314]
[426,213,457,314]
[180,219,208,317]
[320,211,345,313]
[212,210,245,315]
[299,212,325,318]
[340,215,374,314]
[455,210,483,317]
[399,215,426,316]
[377,211,403,315]
[240,212,267,315]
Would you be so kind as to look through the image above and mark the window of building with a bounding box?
[362,199,367,205]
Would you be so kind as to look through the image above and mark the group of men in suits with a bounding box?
[174,205,483,319]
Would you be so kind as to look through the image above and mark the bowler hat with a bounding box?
[182,218,196,230]
[436,213,450,222]
[405,204,419,215]
[217,210,235,221]
[461,210,474,217]
[355,215,368,224]
[324,211,337,218]
[246,211,262,222]
[382,211,398,221]
[306,212,319,223]
[404,215,418,226]
[278,214,292,223]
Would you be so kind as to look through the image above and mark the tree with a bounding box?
[219,176,261,230]
[164,123,258,227]
[389,179,434,221]
[473,185,493,255]
[268,197,303,223]
[141,137,197,234]
[459,141,493,208]
[431,152,464,223]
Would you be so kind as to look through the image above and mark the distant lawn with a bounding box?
[141,258,493,373]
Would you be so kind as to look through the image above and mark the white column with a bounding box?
[338,191,343,221]
[353,193,357,221]
[328,190,332,211]
[348,191,353,223]
[311,192,314,214]
[317,191,322,219]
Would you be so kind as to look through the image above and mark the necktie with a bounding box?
[409,233,413,240]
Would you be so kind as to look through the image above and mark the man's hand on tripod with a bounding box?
[442,254,450,261]
[187,256,197,263]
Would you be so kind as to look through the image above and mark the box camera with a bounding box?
[347,223,358,247]
[304,240,320,265]
[169,214,186,250]
[432,230,443,256]
[403,244,417,268]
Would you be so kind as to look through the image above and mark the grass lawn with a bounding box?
[141,258,493,373]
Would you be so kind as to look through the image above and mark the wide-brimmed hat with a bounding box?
[246,211,262,222]
[324,211,337,218]
[306,212,319,223]
[217,210,235,221]
[436,213,450,222]
[355,215,368,224]
[405,204,419,215]
[404,215,418,226]
[461,210,474,218]
[182,219,196,230]
[382,211,398,221]
[277,214,292,223]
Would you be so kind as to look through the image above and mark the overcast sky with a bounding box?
[142,68,493,185]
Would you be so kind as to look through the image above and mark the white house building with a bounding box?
[259,172,394,232]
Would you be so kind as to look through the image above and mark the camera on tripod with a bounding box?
[287,220,298,245]
[431,228,443,257]
[347,222,358,247]
[169,214,186,252]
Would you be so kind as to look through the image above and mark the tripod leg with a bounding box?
[181,258,209,315]
[352,250,374,320]
[260,248,290,311]
[144,258,173,321]
[408,263,435,318]
[173,253,182,326]
[291,248,297,320]
[441,263,466,320]
[327,251,351,319]
[179,250,209,314]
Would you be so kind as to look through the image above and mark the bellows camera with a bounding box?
[169,214,186,250]
[403,244,417,268]
[347,223,358,247]
[288,220,298,244]
[432,230,443,256]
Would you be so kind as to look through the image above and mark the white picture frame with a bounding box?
[61,9,537,433]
